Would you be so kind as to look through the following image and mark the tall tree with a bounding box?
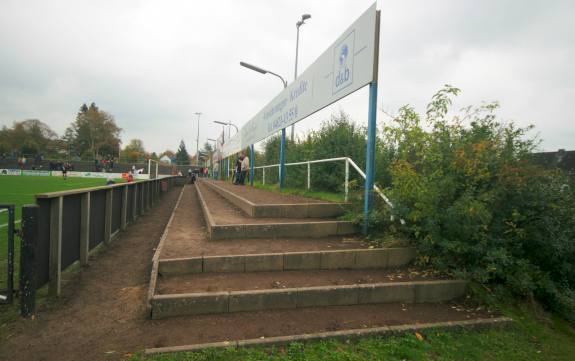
[123,138,146,162]
[175,140,190,165]
[65,103,122,159]
[0,119,58,157]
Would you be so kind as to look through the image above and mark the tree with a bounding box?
[175,140,190,165]
[123,138,146,162]
[0,119,59,157]
[64,103,122,159]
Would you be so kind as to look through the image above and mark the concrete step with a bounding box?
[201,179,347,218]
[196,182,357,240]
[157,268,435,294]
[158,247,416,275]
[150,279,467,319]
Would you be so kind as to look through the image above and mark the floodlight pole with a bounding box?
[195,112,202,166]
[291,14,311,142]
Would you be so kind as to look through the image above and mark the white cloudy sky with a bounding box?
[0,0,573,156]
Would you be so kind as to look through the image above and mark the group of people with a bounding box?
[94,155,115,172]
[232,152,250,185]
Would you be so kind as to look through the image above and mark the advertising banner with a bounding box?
[22,170,51,176]
[0,169,21,176]
[223,3,377,157]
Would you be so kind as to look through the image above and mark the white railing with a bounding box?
[253,157,393,208]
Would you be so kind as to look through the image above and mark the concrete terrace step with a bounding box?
[196,182,357,240]
[150,279,468,319]
[156,268,437,294]
[201,179,346,218]
[158,247,416,275]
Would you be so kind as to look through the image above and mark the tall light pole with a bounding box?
[291,13,311,142]
[240,61,288,189]
[194,112,202,166]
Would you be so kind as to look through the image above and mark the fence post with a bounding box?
[140,183,145,215]
[132,184,138,220]
[80,192,90,265]
[345,158,349,203]
[49,196,63,296]
[307,162,311,190]
[20,204,39,318]
[263,168,265,185]
[104,189,113,244]
[121,186,128,231]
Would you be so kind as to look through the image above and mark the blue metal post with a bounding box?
[363,82,378,235]
[250,144,254,186]
[279,128,286,189]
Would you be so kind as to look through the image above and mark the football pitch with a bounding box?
[0,175,126,292]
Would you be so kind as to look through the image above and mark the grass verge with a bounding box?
[133,302,575,361]
[250,182,345,203]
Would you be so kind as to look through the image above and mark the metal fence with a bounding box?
[31,176,178,296]
[0,205,15,304]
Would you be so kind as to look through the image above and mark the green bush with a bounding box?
[383,85,575,321]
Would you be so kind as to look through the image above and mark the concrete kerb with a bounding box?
[146,185,186,316]
[201,179,346,219]
[157,247,417,275]
[150,280,468,318]
[144,316,514,354]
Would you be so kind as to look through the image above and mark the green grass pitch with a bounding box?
[0,175,125,292]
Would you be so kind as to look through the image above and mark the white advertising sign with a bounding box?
[0,169,21,176]
[223,3,378,157]
[22,170,51,176]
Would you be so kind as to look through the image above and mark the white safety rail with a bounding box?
[253,157,393,207]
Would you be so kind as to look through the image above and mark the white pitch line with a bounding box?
[0,219,21,229]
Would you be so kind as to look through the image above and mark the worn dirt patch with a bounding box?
[157,268,441,294]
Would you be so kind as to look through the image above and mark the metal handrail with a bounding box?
[253,156,394,208]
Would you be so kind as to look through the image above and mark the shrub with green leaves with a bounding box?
[382,85,575,321]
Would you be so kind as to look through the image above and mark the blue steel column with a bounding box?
[250,144,254,186]
[363,82,378,235]
[279,128,286,189]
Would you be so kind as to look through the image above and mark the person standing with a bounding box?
[213,161,220,179]
[233,155,242,184]
[240,152,250,185]
[62,162,68,180]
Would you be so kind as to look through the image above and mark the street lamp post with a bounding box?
[194,112,202,166]
[239,61,288,189]
[291,13,311,142]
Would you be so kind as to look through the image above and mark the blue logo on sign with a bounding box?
[335,43,350,88]
[339,44,348,67]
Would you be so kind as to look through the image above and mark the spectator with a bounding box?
[233,155,242,184]
[239,152,250,185]
[213,162,220,179]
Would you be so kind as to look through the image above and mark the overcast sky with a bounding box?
[0,0,573,156]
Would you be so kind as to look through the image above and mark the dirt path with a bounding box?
[0,188,182,361]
